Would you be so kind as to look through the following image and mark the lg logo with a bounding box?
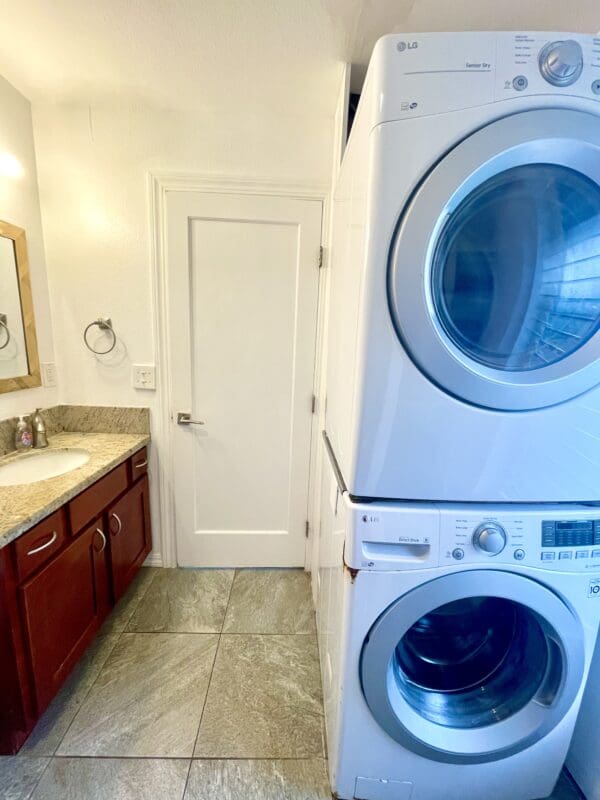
[589,579,600,598]
[397,41,418,52]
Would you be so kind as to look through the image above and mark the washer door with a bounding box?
[388,108,600,410]
[360,570,584,764]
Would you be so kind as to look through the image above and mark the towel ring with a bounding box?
[0,314,10,351]
[83,317,117,355]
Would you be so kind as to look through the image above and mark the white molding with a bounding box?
[144,551,164,567]
[148,171,329,570]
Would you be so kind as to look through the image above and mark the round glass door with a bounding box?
[360,571,584,763]
[387,108,600,410]
[394,596,550,729]
[432,164,600,372]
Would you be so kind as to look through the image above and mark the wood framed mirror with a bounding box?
[0,220,40,393]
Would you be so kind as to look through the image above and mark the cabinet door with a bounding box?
[19,524,107,714]
[107,476,152,601]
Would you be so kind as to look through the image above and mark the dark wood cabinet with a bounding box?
[19,524,106,712]
[0,445,152,753]
[108,476,151,601]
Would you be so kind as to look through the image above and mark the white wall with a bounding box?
[32,97,335,565]
[0,75,58,417]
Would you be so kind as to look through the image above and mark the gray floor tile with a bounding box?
[98,567,159,636]
[30,757,189,800]
[223,569,316,634]
[0,757,49,800]
[195,634,324,758]
[58,632,218,757]
[20,633,121,756]
[184,759,330,800]
[127,568,234,633]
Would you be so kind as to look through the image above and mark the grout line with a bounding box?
[181,571,236,797]
[22,755,53,800]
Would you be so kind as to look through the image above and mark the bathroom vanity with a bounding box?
[0,430,151,754]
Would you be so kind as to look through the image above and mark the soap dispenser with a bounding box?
[15,416,33,450]
[32,408,48,449]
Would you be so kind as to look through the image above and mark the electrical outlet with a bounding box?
[41,362,58,387]
[132,364,156,390]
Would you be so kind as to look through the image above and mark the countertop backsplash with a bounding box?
[0,405,150,457]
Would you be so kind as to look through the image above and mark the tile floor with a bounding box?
[0,568,584,799]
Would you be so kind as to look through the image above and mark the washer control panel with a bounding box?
[345,497,600,571]
[439,506,600,571]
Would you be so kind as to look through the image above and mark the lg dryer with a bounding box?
[326,31,600,502]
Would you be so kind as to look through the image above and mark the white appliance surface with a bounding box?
[325,30,600,502]
[317,445,600,800]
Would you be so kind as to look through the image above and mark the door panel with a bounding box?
[19,526,105,713]
[167,191,322,567]
[108,477,151,600]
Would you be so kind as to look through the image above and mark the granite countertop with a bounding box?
[0,431,150,549]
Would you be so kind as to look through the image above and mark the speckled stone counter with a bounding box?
[0,432,149,549]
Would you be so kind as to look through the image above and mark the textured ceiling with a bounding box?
[0,1,598,116]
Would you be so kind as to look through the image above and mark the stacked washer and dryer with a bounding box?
[318,32,600,800]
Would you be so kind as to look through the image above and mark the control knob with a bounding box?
[473,522,507,556]
[539,40,583,87]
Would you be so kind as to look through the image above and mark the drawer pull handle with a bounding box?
[134,460,148,469]
[110,512,123,535]
[96,528,107,552]
[27,530,58,556]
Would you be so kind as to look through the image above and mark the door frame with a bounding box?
[148,172,329,568]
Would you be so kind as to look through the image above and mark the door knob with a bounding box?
[177,412,205,426]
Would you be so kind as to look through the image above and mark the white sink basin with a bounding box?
[0,448,91,486]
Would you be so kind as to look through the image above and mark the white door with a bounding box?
[166,190,322,567]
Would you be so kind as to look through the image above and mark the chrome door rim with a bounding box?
[388,108,600,410]
[360,570,585,764]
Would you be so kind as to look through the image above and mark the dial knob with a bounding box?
[473,523,507,556]
[539,40,583,87]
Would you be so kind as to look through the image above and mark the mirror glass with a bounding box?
[0,220,40,393]
[0,234,28,378]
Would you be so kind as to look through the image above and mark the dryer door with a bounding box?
[360,570,585,764]
[388,108,600,410]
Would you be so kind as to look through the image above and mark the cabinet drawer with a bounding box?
[68,463,128,535]
[129,447,148,481]
[14,511,67,583]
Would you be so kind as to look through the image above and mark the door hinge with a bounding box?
[305,520,310,538]
[318,245,324,269]
[311,394,317,414]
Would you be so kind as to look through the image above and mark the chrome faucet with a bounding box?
[31,408,48,449]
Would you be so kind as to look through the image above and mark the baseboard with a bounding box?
[143,551,163,567]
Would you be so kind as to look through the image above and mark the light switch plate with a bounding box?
[132,364,156,390]
[41,362,58,387]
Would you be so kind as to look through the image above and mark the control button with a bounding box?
[559,551,573,560]
[452,548,465,561]
[576,550,590,559]
[539,39,584,87]
[472,522,507,556]
[592,550,600,559]
[541,552,556,561]
[513,75,528,91]
[514,548,526,561]
[592,79,600,95]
